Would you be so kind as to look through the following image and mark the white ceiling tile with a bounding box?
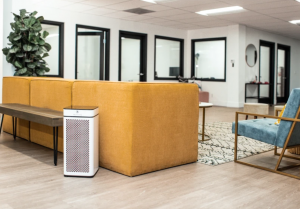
[64,0,85,2]
[243,1,299,10]
[121,15,154,21]
[154,21,181,26]
[159,0,217,8]
[102,11,137,18]
[35,0,74,8]
[104,0,152,10]
[163,13,200,21]
[178,16,218,24]
[82,7,117,15]
[146,9,189,17]
[141,4,171,11]
[139,17,169,23]
[80,0,130,7]
[61,3,96,11]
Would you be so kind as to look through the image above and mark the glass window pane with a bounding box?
[277,49,285,98]
[194,39,225,80]
[77,36,100,80]
[121,38,141,82]
[41,24,59,75]
[155,38,181,78]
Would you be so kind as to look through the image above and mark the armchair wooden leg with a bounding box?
[274,146,277,155]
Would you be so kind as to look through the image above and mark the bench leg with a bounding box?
[53,127,58,166]
[0,114,4,134]
[12,117,17,140]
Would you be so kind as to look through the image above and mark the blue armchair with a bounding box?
[232,88,300,179]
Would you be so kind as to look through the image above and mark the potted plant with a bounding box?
[2,9,51,76]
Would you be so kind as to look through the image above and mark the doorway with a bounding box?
[277,44,290,104]
[259,40,275,104]
[119,31,147,82]
[75,25,110,80]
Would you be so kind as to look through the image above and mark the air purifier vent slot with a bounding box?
[66,119,90,173]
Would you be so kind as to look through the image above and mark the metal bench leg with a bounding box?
[12,117,17,140]
[53,127,58,166]
[0,114,4,134]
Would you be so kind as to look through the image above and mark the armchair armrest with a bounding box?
[235,111,300,123]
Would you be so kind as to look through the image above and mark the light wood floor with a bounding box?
[1,106,300,209]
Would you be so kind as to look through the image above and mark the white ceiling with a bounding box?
[32,0,300,39]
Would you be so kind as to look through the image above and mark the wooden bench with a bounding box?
[0,103,63,166]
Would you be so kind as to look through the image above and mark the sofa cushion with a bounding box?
[232,118,278,145]
[30,79,74,152]
[2,77,34,140]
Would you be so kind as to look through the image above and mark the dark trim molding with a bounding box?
[259,40,275,104]
[154,35,184,80]
[75,24,110,80]
[277,43,291,103]
[191,37,227,82]
[119,30,147,82]
[41,20,64,78]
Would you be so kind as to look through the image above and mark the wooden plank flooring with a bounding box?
[1,106,300,209]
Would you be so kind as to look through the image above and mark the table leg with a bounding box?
[53,127,58,166]
[0,114,4,134]
[202,108,205,141]
[12,117,17,140]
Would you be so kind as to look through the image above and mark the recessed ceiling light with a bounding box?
[142,0,157,3]
[196,6,244,16]
[290,20,300,25]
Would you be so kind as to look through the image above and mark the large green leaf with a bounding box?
[36,69,45,76]
[25,59,32,62]
[42,31,49,39]
[43,43,51,51]
[13,13,20,22]
[20,9,27,18]
[6,53,12,63]
[33,25,42,32]
[16,53,24,58]
[14,61,23,68]
[31,45,39,51]
[20,26,29,31]
[30,11,38,16]
[36,16,44,22]
[38,39,45,45]
[23,45,33,51]
[9,47,19,53]
[10,23,16,31]
[2,48,9,56]
[27,63,36,69]
[28,17,36,26]
[17,67,27,75]
[42,53,49,58]
[35,48,43,55]
[13,35,22,41]
[44,67,50,72]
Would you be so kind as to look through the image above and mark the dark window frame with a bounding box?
[118,30,147,82]
[154,35,184,80]
[191,37,227,82]
[75,24,110,80]
[41,20,64,78]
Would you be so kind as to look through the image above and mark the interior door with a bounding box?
[259,40,275,104]
[119,31,147,82]
[277,44,290,104]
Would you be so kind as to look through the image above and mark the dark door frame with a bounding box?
[259,40,275,104]
[119,31,147,82]
[75,24,110,80]
[277,44,291,104]
[41,20,64,78]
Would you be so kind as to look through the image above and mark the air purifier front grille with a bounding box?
[66,119,90,173]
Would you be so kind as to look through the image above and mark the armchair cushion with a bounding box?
[232,119,278,145]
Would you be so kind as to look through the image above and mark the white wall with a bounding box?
[188,25,246,107]
[3,0,187,83]
[245,27,300,104]
[0,0,3,103]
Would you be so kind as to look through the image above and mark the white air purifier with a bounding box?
[63,106,99,177]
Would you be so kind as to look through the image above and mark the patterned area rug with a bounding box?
[198,122,274,166]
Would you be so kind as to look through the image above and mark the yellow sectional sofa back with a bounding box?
[72,81,199,176]
[2,77,199,177]
[30,79,75,152]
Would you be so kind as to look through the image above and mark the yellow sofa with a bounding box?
[2,77,199,177]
